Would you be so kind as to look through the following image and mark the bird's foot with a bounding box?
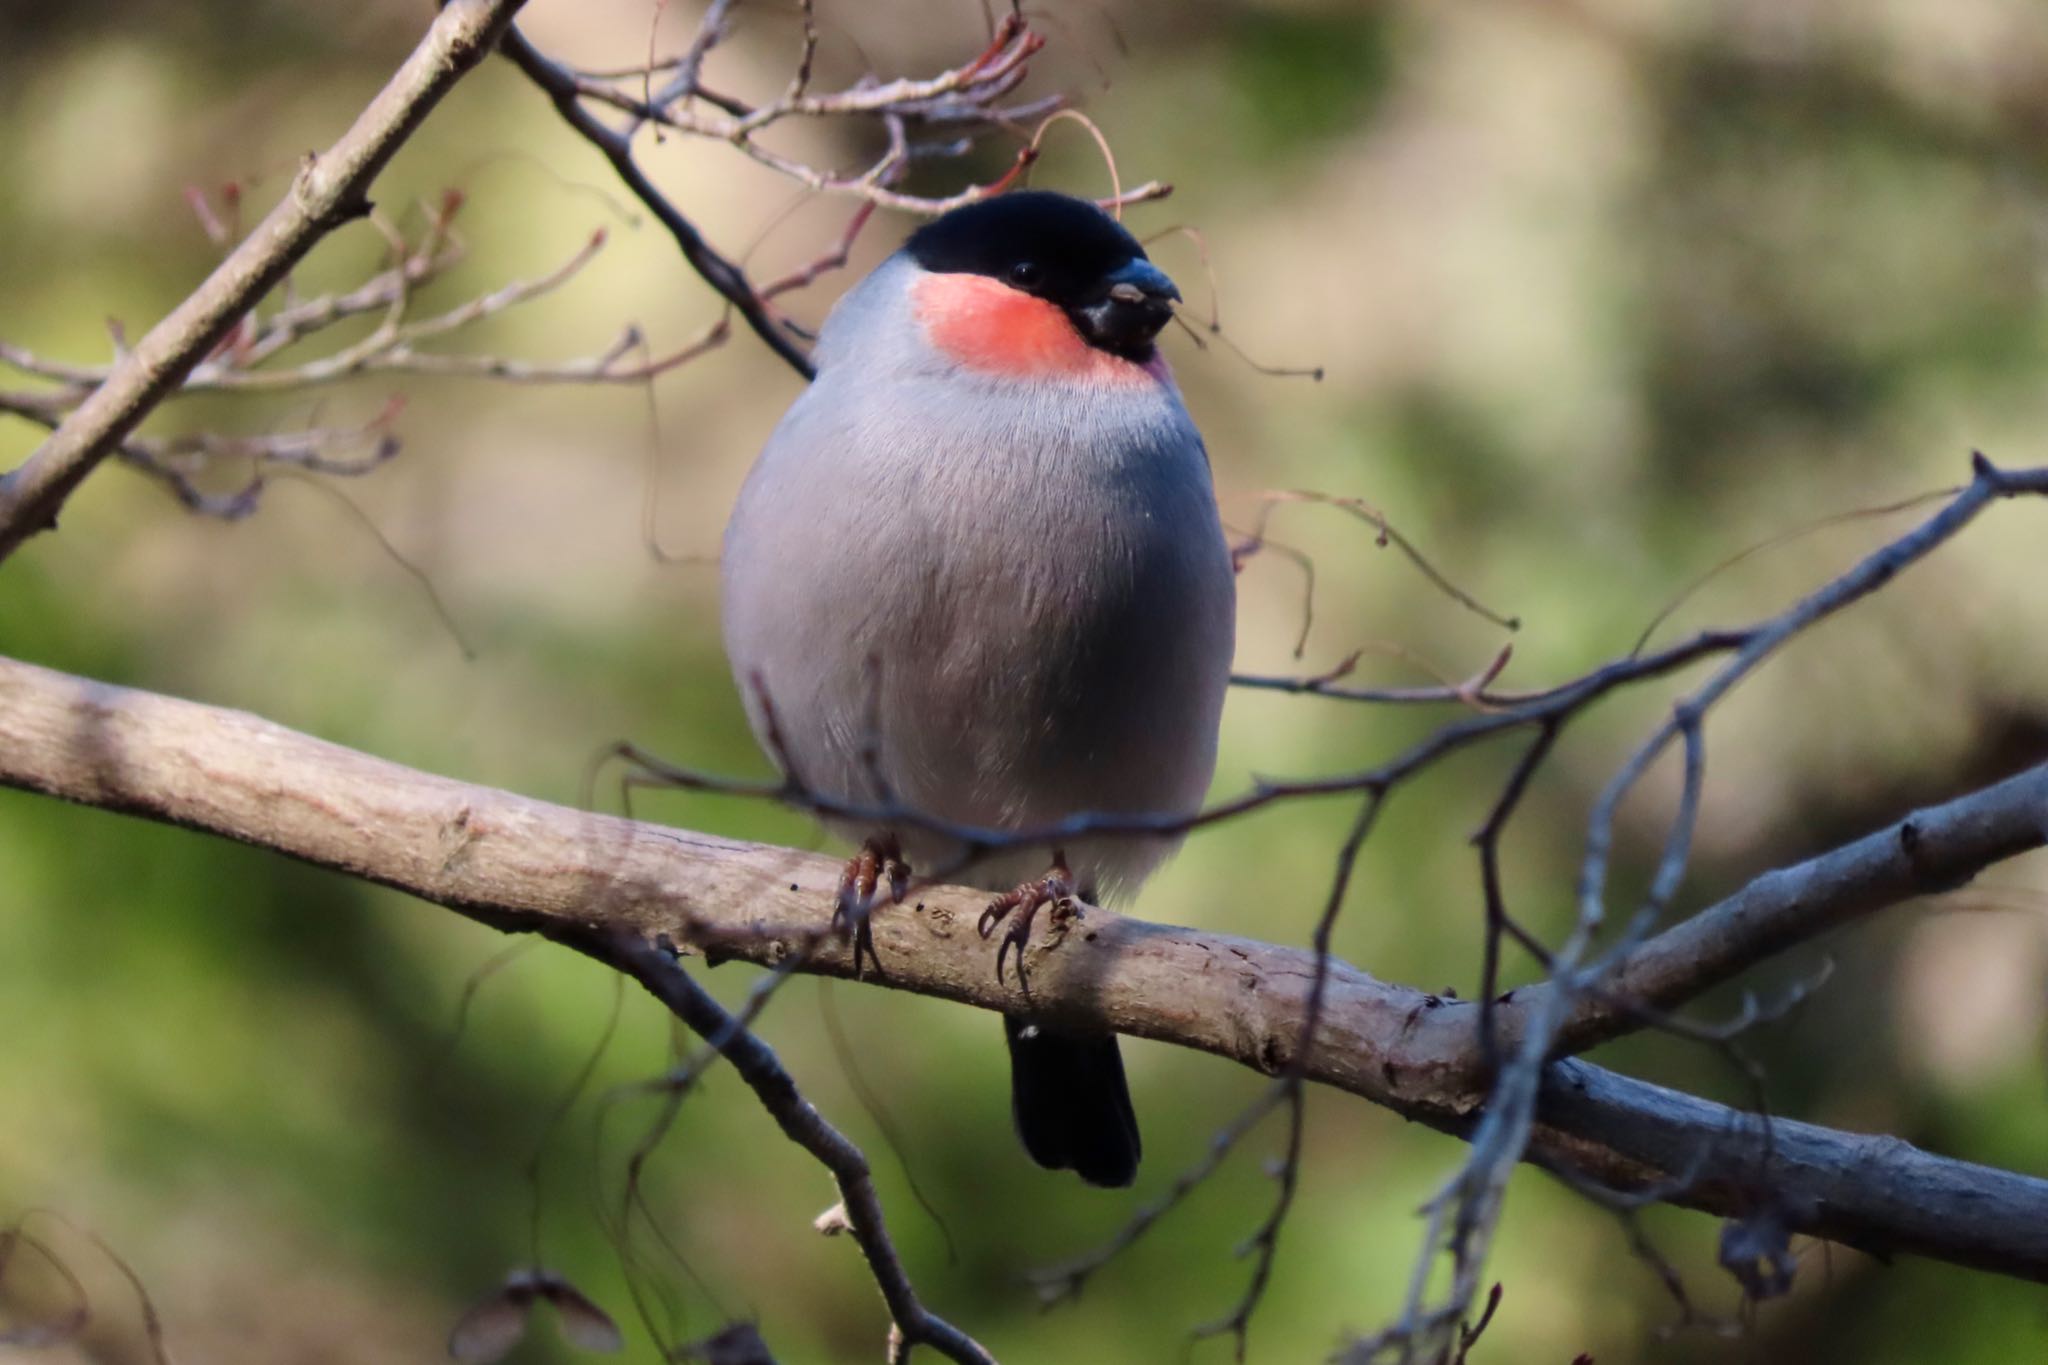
[835,835,910,978]
[978,851,1080,986]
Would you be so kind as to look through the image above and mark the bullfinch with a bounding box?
[720,190,1236,1187]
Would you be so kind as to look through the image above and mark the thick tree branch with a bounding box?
[1542,760,2048,1053]
[0,0,530,564]
[4,650,2046,1281]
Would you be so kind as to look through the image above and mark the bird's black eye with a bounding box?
[1007,261,1043,289]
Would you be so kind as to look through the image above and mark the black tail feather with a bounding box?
[1003,1013,1141,1187]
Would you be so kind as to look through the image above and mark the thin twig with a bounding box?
[0,0,535,563]
[569,928,995,1365]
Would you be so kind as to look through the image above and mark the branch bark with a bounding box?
[4,651,2046,1280]
[1543,760,2048,1053]
[0,0,530,563]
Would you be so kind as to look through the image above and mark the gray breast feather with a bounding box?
[720,364,1235,897]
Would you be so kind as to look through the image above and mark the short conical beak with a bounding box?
[1073,257,1180,357]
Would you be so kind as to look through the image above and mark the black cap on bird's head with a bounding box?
[906,190,1181,361]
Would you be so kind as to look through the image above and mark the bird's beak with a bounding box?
[1072,258,1181,357]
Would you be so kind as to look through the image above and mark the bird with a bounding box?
[720,189,1236,1187]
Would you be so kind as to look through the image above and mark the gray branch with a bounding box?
[4,650,2044,1282]
[587,930,994,1365]
[0,0,531,563]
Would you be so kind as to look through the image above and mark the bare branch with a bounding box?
[495,8,1171,390]
[2,393,404,521]
[1194,791,1381,1359]
[497,22,816,379]
[1232,625,1746,709]
[4,225,625,397]
[1349,454,2048,1351]
[1541,760,2048,1054]
[0,0,533,563]
[3,651,2046,1282]
[1030,1081,1289,1307]
[576,930,993,1365]
[183,227,613,392]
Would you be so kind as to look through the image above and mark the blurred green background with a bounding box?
[4,1,2048,1360]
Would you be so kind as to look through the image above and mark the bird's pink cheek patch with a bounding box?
[912,273,1168,386]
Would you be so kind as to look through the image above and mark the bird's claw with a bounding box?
[979,854,1077,986]
[835,835,910,979]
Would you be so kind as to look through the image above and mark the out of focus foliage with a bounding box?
[3,2,2047,1361]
